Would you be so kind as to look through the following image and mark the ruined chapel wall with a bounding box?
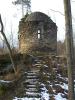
[19,16,57,54]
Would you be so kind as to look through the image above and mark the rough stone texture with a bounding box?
[18,12,57,55]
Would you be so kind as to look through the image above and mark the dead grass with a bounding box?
[1,64,24,81]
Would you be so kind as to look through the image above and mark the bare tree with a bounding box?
[12,0,31,17]
[63,0,75,100]
[0,14,16,73]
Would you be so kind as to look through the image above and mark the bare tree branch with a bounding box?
[0,14,16,73]
[50,8,75,22]
[50,9,64,16]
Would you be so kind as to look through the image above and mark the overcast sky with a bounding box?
[0,0,75,47]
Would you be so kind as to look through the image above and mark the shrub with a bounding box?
[0,84,7,95]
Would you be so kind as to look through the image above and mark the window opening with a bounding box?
[38,29,41,39]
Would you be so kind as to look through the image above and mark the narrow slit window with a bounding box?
[38,30,41,39]
[38,32,40,39]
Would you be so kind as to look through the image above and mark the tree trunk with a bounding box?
[63,0,74,100]
[0,14,16,73]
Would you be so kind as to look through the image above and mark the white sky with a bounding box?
[0,0,75,47]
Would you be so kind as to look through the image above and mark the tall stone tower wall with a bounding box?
[18,12,57,55]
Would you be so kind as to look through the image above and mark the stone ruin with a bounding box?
[18,12,57,55]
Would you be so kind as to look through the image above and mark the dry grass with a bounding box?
[1,64,23,81]
[3,73,17,81]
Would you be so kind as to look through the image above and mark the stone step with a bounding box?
[25,92,41,98]
[23,81,38,85]
[27,72,39,76]
[28,81,38,84]
[36,62,42,64]
[25,88,39,92]
[25,79,39,83]
[27,70,40,73]
[26,84,37,88]
[26,76,39,79]
[27,74,39,76]
[14,97,41,100]
[33,63,42,66]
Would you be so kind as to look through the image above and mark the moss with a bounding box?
[50,70,56,81]
[61,66,68,77]
[21,13,29,22]
[0,84,7,96]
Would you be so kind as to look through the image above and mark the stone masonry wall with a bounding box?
[19,20,57,55]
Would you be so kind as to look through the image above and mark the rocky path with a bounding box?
[13,57,68,100]
[13,59,42,99]
[23,66,41,98]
